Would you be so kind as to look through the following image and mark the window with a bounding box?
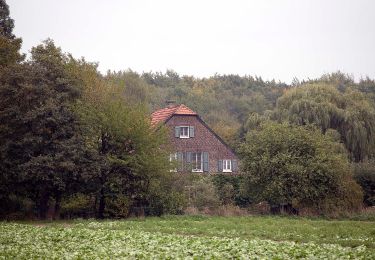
[180,126,189,138]
[223,159,232,172]
[191,152,203,172]
[169,153,178,161]
[175,126,195,138]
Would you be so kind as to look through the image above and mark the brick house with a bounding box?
[151,104,238,173]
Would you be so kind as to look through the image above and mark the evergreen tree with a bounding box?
[0,0,24,67]
[0,0,14,38]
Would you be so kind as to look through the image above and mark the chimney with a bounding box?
[166,100,176,108]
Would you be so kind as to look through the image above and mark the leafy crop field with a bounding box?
[1,216,374,259]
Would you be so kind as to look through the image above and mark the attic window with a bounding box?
[180,126,189,138]
[175,126,195,138]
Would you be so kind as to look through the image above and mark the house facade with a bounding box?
[151,104,238,174]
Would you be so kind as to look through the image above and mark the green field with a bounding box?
[1,216,374,259]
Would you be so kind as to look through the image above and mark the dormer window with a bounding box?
[175,126,195,138]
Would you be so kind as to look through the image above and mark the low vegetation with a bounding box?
[1,216,374,258]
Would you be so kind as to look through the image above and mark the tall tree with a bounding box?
[0,0,26,217]
[0,40,94,219]
[77,67,177,218]
[276,83,375,162]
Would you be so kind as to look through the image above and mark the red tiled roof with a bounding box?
[151,104,197,126]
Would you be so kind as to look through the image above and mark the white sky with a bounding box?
[8,0,375,83]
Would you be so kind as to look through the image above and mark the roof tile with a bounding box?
[151,104,197,126]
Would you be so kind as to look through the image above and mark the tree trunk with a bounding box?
[97,188,105,219]
[39,191,50,220]
[53,192,62,220]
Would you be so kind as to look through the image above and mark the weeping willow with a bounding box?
[276,84,375,162]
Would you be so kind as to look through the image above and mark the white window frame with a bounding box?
[169,153,178,172]
[223,159,232,172]
[179,126,189,138]
[191,152,203,172]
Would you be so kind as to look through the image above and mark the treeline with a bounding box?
[0,1,183,219]
[105,64,375,214]
[107,68,375,214]
[106,70,287,147]
[1,0,375,219]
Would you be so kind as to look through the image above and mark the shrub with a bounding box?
[192,178,221,210]
[353,161,375,206]
[60,193,95,219]
[0,195,35,220]
[211,174,253,207]
[221,183,235,205]
[105,194,130,218]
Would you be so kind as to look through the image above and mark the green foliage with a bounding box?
[0,195,34,220]
[0,0,24,67]
[75,62,183,218]
[1,1,374,220]
[60,193,95,219]
[0,39,94,219]
[105,194,130,218]
[1,217,374,258]
[240,122,363,214]
[276,83,375,162]
[0,36,24,67]
[0,0,14,38]
[353,161,375,206]
[185,177,221,210]
[211,174,252,207]
[0,36,185,219]
[220,183,235,205]
[105,71,287,147]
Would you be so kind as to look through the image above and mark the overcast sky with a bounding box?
[8,0,375,83]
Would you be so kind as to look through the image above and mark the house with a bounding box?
[151,103,239,173]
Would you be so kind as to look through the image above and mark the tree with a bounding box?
[276,83,375,162]
[240,122,363,215]
[76,66,180,218]
[0,40,94,219]
[0,0,24,67]
[0,0,14,38]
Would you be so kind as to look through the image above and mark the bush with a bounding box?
[147,190,186,216]
[191,178,221,210]
[184,205,248,216]
[221,183,235,205]
[105,194,130,218]
[353,161,375,206]
[60,193,95,219]
[211,174,253,207]
[0,195,35,220]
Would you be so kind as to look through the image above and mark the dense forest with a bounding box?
[1,0,374,219]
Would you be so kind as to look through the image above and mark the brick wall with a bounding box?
[166,115,238,173]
